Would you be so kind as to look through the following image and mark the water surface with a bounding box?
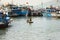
[0,17,60,40]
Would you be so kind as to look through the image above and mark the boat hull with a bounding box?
[0,23,8,28]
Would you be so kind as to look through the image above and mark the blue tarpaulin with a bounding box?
[12,9,28,15]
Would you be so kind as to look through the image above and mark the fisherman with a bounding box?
[26,7,33,23]
[0,6,8,22]
[0,6,5,22]
[27,17,33,23]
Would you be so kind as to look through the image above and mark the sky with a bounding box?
[0,0,58,9]
[0,0,52,6]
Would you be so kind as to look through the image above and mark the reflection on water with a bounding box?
[0,17,60,40]
[0,29,8,40]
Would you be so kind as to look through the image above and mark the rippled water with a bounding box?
[0,17,60,40]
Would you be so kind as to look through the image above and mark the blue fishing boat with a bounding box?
[42,8,51,17]
[0,12,12,28]
[42,7,56,17]
[8,5,28,16]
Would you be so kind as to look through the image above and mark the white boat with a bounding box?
[51,12,57,17]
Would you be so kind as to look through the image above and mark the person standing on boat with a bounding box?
[0,6,6,22]
[26,7,33,23]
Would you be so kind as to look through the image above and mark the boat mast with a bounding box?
[56,0,59,7]
[41,2,43,8]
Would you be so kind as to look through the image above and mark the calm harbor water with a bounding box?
[0,17,60,40]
